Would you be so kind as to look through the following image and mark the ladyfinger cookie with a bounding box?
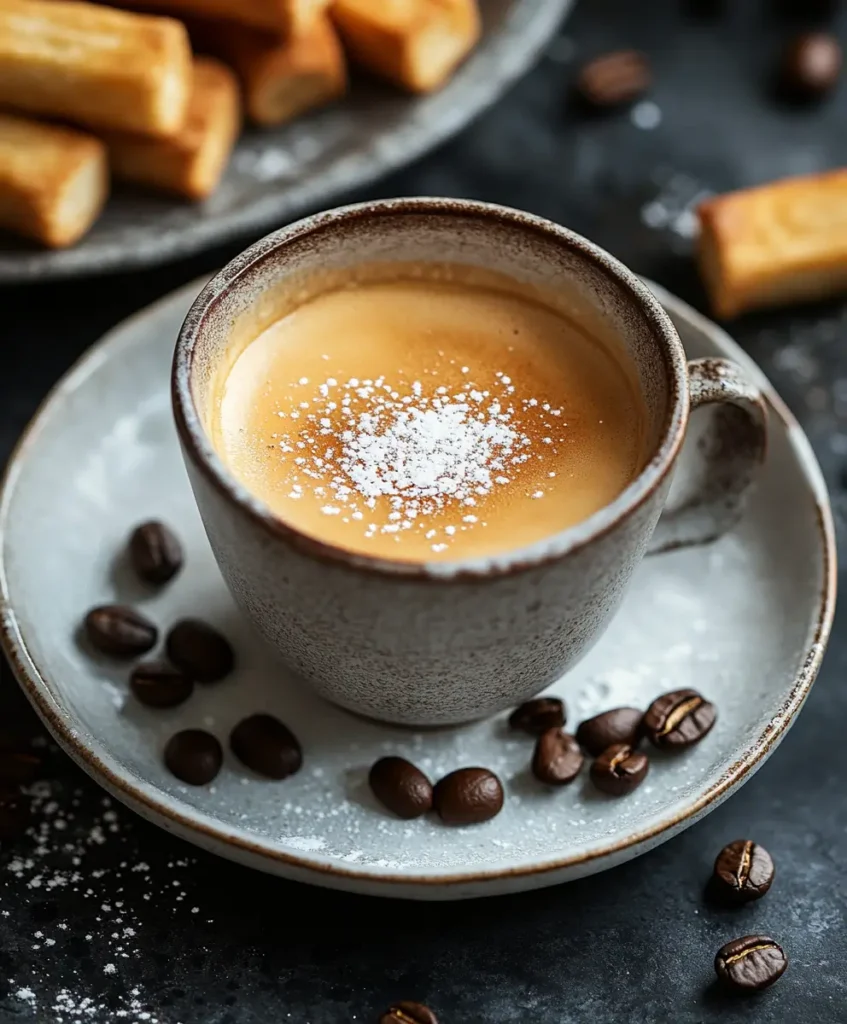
[0,112,108,247]
[0,0,192,137]
[107,0,330,33]
[332,0,481,94]
[698,170,847,318]
[107,58,240,199]
[194,16,346,125]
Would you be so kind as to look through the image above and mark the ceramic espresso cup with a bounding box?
[173,198,767,726]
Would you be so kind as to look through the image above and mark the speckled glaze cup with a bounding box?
[173,198,767,726]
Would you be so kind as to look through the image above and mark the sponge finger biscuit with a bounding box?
[698,170,847,318]
[331,0,480,94]
[0,112,108,247]
[194,16,346,126]
[97,0,330,34]
[107,57,240,199]
[0,0,192,136]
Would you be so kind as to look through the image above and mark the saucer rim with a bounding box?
[0,278,836,895]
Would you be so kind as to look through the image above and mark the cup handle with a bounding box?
[648,357,768,555]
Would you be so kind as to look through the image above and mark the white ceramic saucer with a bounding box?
[0,279,835,900]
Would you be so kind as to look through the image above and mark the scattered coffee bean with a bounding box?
[715,935,788,993]
[781,33,841,99]
[643,689,716,749]
[576,707,644,757]
[590,744,649,796]
[230,714,302,780]
[532,729,584,786]
[508,696,565,736]
[130,661,194,709]
[84,605,158,659]
[0,738,43,784]
[164,730,223,786]
[369,757,433,819]
[0,785,30,839]
[129,521,184,585]
[713,839,775,904]
[433,767,504,825]
[166,619,234,683]
[379,1002,439,1024]
[576,50,652,108]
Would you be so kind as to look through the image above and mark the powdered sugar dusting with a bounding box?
[640,171,713,247]
[274,370,566,552]
[281,835,326,851]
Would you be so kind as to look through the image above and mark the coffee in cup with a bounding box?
[209,265,649,563]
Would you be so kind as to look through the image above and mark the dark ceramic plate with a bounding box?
[0,0,573,282]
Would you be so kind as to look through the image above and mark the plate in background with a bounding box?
[0,0,573,283]
[0,277,834,899]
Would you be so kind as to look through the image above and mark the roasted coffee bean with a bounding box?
[643,689,716,749]
[129,521,184,585]
[130,661,194,709]
[0,785,30,839]
[164,730,223,785]
[369,757,433,819]
[433,767,504,825]
[84,605,158,659]
[230,714,302,780]
[590,743,649,796]
[532,729,584,785]
[379,1002,439,1024]
[166,619,234,683]
[576,707,643,757]
[713,840,775,904]
[508,697,565,736]
[715,935,787,993]
[576,50,651,108]
[781,33,841,99]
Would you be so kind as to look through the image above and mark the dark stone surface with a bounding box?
[2,0,847,1021]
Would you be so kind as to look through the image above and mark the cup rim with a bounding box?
[173,197,689,581]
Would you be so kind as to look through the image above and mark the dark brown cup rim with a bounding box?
[173,197,688,581]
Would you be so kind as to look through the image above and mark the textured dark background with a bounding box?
[2,0,847,1021]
